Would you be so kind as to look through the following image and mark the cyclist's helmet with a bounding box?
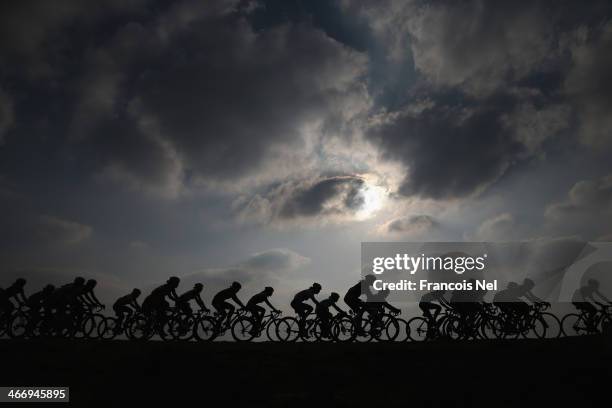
[194,283,204,292]
[167,276,180,287]
[132,288,142,296]
[14,278,26,287]
[312,282,322,292]
[43,284,55,293]
[364,274,376,285]
[330,292,340,301]
[264,286,274,295]
[523,278,535,290]
[587,279,599,289]
[231,281,242,290]
[74,277,85,286]
[86,279,97,288]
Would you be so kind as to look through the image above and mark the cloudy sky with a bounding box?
[1,0,612,304]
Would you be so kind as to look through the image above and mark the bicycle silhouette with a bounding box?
[562,304,612,336]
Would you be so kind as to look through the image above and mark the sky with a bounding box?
[1,0,612,305]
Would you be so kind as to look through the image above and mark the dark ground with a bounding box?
[1,336,611,407]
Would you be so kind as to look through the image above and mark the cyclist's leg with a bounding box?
[224,302,235,326]
[319,311,331,337]
[292,301,310,330]
[113,305,126,327]
[254,305,265,331]
[346,298,364,332]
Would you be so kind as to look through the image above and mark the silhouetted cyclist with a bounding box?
[246,286,281,335]
[177,283,210,315]
[512,278,549,317]
[493,282,520,318]
[344,274,376,334]
[366,288,400,328]
[0,278,27,318]
[47,277,86,314]
[291,283,321,335]
[142,276,180,317]
[316,292,345,338]
[212,282,245,327]
[113,289,142,331]
[419,289,450,324]
[572,279,611,330]
[79,279,105,310]
[25,284,55,322]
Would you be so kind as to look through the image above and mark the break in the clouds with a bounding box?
[2,0,612,292]
[234,175,368,225]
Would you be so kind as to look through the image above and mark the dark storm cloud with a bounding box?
[0,0,147,77]
[234,175,367,224]
[66,0,368,194]
[368,102,526,199]
[564,21,612,147]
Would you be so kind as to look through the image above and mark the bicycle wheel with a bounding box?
[395,318,409,342]
[561,313,588,337]
[478,316,497,340]
[275,317,300,342]
[333,316,356,343]
[231,316,255,342]
[302,318,318,342]
[490,315,520,340]
[407,317,430,341]
[354,317,373,342]
[8,312,29,339]
[540,312,561,338]
[169,314,195,341]
[522,316,547,339]
[81,314,99,338]
[128,315,152,341]
[194,316,217,342]
[374,314,400,342]
[312,319,334,342]
[443,315,465,340]
[98,317,118,340]
[265,319,279,342]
